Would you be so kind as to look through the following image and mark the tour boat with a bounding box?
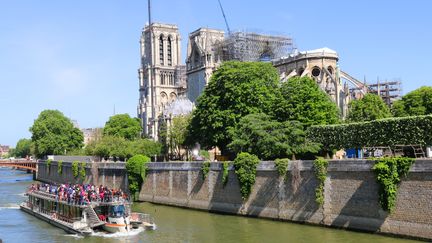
[20,187,156,235]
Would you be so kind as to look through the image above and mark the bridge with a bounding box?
[0,159,37,172]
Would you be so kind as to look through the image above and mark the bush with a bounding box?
[307,115,432,150]
[126,155,151,200]
[372,157,414,212]
[233,152,260,200]
[313,158,328,206]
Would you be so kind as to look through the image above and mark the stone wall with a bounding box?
[139,159,432,240]
[36,161,127,190]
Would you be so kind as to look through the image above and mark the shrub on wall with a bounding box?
[313,158,328,206]
[72,161,79,178]
[201,161,211,180]
[222,162,229,187]
[79,162,86,180]
[126,154,150,201]
[57,160,63,175]
[372,157,414,212]
[274,158,289,180]
[307,115,432,150]
[233,152,260,200]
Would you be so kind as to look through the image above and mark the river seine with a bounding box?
[0,167,419,243]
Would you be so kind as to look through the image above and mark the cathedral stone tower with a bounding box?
[186,28,225,103]
[138,23,186,139]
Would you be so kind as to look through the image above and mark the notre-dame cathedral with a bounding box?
[138,22,352,140]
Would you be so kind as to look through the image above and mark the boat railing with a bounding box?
[130,212,154,224]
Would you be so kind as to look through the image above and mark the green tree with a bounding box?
[186,61,281,154]
[126,154,150,200]
[168,114,191,159]
[30,110,83,158]
[103,114,141,140]
[131,139,162,158]
[94,136,131,161]
[229,113,320,160]
[392,86,432,117]
[347,93,392,122]
[275,77,339,126]
[13,138,32,158]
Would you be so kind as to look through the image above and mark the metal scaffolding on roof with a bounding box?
[214,31,293,62]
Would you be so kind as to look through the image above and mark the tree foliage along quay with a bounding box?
[347,93,392,122]
[186,61,281,154]
[392,86,432,117]
[92,135,161,161]
[103,114,141,140]
[11,138,32,158]
[307,115,432,150]
[30,110,83,158]
[229,113,320,160]
[274,76,340,126]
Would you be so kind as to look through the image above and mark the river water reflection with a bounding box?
[0,167,420,243]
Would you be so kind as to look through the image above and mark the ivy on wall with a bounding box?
[234,152,260,200]
[79,162,86,180]
[372,157,414,212]
[222,162,229,187]
[313,158,328,206]
[46,159,52,174]
[274,158,289,180]
[72,161,79,178]
[57,160,63,175]
[126,155,151,201]
[307,115,432,150]
[201,161,211,180]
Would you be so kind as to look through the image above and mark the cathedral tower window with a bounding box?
[167,36,172,66]
[159,35,164,65]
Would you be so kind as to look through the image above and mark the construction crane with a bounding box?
[217,0,231,35]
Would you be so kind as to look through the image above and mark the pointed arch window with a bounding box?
[167,36,172,66]
[159,35,164,65]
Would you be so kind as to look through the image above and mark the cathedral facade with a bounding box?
[137,23,186,139]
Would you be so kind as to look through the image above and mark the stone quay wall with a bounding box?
[37,161,128,190]
[139,159,432,240]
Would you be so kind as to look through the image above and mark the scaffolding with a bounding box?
[368,80,402,106]
[214,31,293,62]
[347,78,402,106]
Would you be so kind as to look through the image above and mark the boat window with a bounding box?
[110,205,125,217]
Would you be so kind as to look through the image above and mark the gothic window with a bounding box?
[159,35,164,65]
[167,36,172,66]
[160,72,165,85]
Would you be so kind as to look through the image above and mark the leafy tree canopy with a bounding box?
[103,114,141,140]
[13,138,32,158]
[229,113,320,160]
[275,77,340,126]
[347,93,392,122]
[186,61,281,154]
[392,86,432,117]
[30,110,83,158]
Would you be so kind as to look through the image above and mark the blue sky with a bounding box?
[1,0,431,146]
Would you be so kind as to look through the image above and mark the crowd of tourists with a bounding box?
[28,183,129,205]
